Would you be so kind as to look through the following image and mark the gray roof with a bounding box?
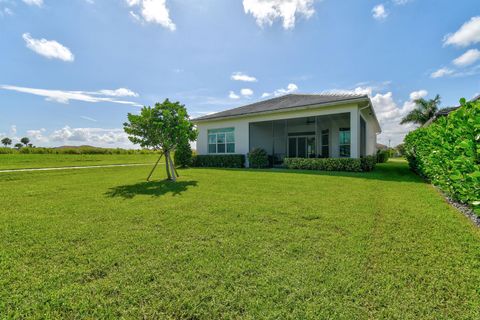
[193,93,370,121]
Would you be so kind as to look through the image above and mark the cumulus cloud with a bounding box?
[430,67,454,79]
[22,33,74,62]
[127,0,176,31]
[443,16,480,47]
[243,0,315,30]
[228,91,240,99]
[453,49,480,67]
[240,88,254,96]
[231,72,258,82]
[22,0,43,6]
[371,89,428,146]
[0,85,141,106]
[372,4,388,20]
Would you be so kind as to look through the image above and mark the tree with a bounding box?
[400,94,441,125]
[124,99,198,181]
[174,139,193,168]
[20,137,30,147]
[14,143,23,149]
[1,137,12,147]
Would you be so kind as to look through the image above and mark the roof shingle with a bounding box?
[193,93,369,121]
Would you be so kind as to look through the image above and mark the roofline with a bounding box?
[193,95,370,123]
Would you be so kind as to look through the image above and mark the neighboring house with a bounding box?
[193,93,381,166]
[423,95,480,127]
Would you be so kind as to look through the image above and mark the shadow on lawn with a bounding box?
[194,160,424,183]
[105,180,198,199]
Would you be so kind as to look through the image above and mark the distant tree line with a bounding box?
[1,136,31,149]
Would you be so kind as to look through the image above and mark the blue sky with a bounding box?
[0,0,479,147]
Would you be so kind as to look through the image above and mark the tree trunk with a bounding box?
[147,153,163,181]
[168,152,177,182]
[165,151,172,180]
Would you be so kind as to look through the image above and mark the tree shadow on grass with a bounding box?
[105,180,198,199]
[192,160,425,184]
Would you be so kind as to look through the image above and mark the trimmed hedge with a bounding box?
[284,156,376,172]
[404,98,479,208]
[192,154,245,168]
[376,149,390,163]
[0,146,157,155]
[248,148,269,168]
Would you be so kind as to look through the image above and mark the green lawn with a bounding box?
[1,159,479,319]
[0,153,159,170]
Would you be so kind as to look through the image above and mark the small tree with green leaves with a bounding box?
[1,137,12,147]
[14,143,23,149]
[20,137,30,147]
[174,139,193,168]
[124,99,197,181]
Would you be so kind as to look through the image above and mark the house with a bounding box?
[423,94,480,127]
[193,93,381,166]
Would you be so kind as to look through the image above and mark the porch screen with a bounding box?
[339,128,351,157]
[208,128,235,154]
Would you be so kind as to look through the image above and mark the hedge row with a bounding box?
[404,98,479,208]
[0,146,157,155]
[283,156,376,172]
[192,154,245,168]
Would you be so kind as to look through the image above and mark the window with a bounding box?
[339,128,351,157]
[321,129,329,158]
[208,128,235,154]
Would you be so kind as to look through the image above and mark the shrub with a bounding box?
[192,154,245,168]
[248,148,269,168]
[376,149,390,163]
[404,98,479,208]
[284,157,376,172]
[174,140,193,167]
[361,155,377,172]
[0,146,158,155]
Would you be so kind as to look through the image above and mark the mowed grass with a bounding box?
[0,153,159,170]
[0,160,479,319]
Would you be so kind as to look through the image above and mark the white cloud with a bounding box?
[453,49,480,67]
[372,4,388,20]
[97,88,139,97]
[240,88,254,96]
[22,0,43,6]
[228,91,240,99]
[1,7,13,16]
[430,67,454,79]
[0,85,141,106]
[443,16,480,47]
[273,83,298,96]
[127,0,176,31]
[231,72,258,82]
[372,90,428,146]
[261,92,271,98]
[50,126,129,145]
[392,0,411,4]
[80,116,98,122]
[22,33,74,62]
[243,0,315,30]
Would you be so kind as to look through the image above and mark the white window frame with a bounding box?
[208,128,235,154]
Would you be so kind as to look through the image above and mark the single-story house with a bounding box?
[193,93,381,166]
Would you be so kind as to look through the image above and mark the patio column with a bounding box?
[350,108,359,158]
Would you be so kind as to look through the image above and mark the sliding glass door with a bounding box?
[288,136,315,158]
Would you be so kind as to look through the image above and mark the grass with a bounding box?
[0,159,479,319]
[0,153,160,170]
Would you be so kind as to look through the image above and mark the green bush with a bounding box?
[0,146,157,155]
[192,154,245,168]
[404,98,479,208]
[284,157,376,172]
[174,140,193,167]
[248,148,269,168]
[376,149,390,163]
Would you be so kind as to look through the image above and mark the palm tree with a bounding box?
[400,94,441,125]
[1,137,12,147]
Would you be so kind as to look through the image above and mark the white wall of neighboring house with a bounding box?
[195,102,380,164]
